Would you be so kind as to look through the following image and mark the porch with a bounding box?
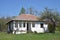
[13,21,32,34]
[7,20,48,34]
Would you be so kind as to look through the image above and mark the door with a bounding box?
[27,22,31,33]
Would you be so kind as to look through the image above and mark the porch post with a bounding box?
[18,21,19,28]
[29,22,32,32]
[25,22,27,28]
[25,22,27,32]
[31,22,32,28]
[13,21,15,34]
[13,21,15,28]
[22,22,23,27]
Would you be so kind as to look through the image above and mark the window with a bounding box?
[32,22,35,27]
[23,22,25,27]
[41,23,43,28]
[19,22,22,27]
[15,21,18,27]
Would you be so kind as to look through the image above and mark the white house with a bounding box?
[7,14,48,34]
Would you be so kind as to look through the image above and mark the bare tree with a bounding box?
[41,7,60,33]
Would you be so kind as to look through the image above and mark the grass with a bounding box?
[0,31,60,40]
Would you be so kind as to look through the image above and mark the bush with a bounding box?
[48,23,55,33]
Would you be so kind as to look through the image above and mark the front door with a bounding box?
[27,22,31,33]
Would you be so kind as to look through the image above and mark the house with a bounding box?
[7,14,48,34]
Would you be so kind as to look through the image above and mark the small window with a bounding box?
[15,21,18,27]
[23,22,25,27]
[41,23,43,28]
[19,22,22,27]
[32,22,35,27]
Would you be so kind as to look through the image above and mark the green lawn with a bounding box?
[0,31,60,40]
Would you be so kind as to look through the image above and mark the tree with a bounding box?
[28,7,39,16]
[19,7,26,15]
[41,8,60,33]
[0,17,7,32]
[29,7,33,14]
[0,16,13,32]
[28,7,35,15]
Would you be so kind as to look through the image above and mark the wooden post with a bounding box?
[25,22,27,32]
[22,22,23,27]
[18,21,19,28]
[13,21,15,34]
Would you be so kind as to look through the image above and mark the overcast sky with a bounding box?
[0,0,60,17]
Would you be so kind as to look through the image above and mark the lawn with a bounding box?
[0,31,60,40]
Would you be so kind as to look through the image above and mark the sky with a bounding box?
[0,0,60,17]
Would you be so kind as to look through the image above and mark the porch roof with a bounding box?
[6,14,46,24]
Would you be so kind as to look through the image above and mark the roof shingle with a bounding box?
[12,14,39,21]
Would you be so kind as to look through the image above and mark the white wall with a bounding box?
[13,21,48,34]
[31,22,48,33]
[13,21,27,34]
[31,23,44,33]
[43,24,48,32]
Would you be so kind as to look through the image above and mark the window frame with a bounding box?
[23,22,25,27]
[40,23,43,28]
[15,21,18,28]
[19,22,22,27]
[32,22,35,27]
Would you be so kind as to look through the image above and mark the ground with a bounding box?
[0,31,60,40]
